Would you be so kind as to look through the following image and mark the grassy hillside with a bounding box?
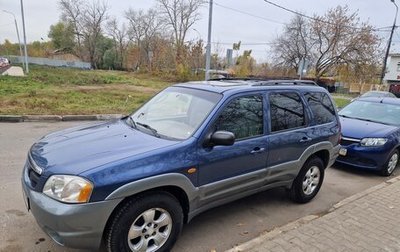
[0,65,171,115]
[0,65,350,115]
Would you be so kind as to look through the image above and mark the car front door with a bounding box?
[197,94,268,206]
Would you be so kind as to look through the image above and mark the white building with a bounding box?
[383,53,400,96]
[384,53,400,83]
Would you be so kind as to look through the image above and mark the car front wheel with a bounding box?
[106,192,183,252]
[381,150,399,176]
[289,156,325,203]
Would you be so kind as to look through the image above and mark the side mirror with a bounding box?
[209,130,235,146]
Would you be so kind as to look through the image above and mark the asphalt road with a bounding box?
[0,121,397,252]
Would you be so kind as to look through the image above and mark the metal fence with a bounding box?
[4,55,91,69]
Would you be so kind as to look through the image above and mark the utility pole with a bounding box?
[205,0,213,81]
[380,0,398,84]
[3,10,24,69]
[20,0,29,74]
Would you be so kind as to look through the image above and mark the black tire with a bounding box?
[105,192,183,252]
[289,156,325,203]
[380,150,399,177]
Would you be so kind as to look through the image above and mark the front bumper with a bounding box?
[22,166,122,250]
[335,144,392,170]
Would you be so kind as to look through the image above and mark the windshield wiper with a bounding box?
[358,118,392,125]
[340,114,392,125]
[127,116,137,129]
[136,122,160,138]
[339,114,358,119]
[340,114,366,121]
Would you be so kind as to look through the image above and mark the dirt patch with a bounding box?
[6,209,26,217]
[0,244,23,252]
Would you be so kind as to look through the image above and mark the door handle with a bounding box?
[300,137,313,143]
[251,147,265,154]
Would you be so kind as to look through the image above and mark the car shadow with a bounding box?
[173,163,399,252]
[173,187,310,252]
[331,162,381,176]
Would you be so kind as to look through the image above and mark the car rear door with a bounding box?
[265,91,313,183]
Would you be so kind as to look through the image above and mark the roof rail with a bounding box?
[208,77,318,86]
[208,77,295,82]
[251,80,318,86]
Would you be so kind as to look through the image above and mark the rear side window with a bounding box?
[269,93,305,132]
[215,95,263,139]
[304,92,336,125]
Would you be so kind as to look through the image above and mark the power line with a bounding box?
[262,0,382,32]
[214,0,392,34]
[214,1,285,25]
[212,41,276,46]
[377,25,397,30]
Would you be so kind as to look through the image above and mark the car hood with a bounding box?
[339,116,397,139]
[30,120,179,175]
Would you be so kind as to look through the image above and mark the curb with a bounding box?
[328,175,400,212]
[226,176,400,252]
[0,115,23,122]
[62,115,99,121]
[0,114,123,122]
[23,115,62,121]
[226,215,319,252]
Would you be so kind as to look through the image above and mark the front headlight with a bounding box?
[43,175,93,203]
[360,138,388,147]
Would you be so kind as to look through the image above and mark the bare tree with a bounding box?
[81,1,109,68]
[107,18,128,69]
[59,0,109,68]
[59,0,84,56]
[310,6,379,80]
[272,5,380,82]
[272,15,311,71]
[157,0,205,63]
[125,8,163,69]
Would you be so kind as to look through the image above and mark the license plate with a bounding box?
[339,148,347,156]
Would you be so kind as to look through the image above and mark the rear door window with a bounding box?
[304,92,336,125]
[269,92,305,132]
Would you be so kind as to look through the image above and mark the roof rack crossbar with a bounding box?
[206,78,318,87]
[251,80,318,86]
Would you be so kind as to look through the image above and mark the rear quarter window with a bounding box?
[304,92,336,125]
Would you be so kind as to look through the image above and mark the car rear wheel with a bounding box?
[381,150,399,176]
[105,192,183,252]
[289,156,325,203]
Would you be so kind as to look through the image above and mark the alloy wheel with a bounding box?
[302,166,320,196]
[127,208,172,252]
[387,153,399,174]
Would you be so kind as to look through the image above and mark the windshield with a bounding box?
[339,100,400,125]
[129,87,222,140]
[361,91,387,98]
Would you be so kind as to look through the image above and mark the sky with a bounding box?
[1,0,399,62]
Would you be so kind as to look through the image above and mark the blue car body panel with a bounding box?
[22,81,341,250]
[340,117,397,139]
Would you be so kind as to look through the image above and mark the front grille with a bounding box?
[28,167,40,187]
[341,137,360,146]
[27,155,41,188]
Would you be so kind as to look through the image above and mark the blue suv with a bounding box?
[21,79,340,252]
